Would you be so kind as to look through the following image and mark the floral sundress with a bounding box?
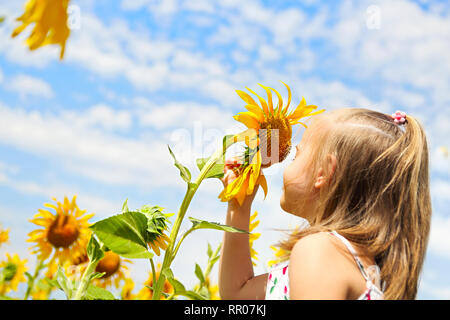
[265,231,384,300]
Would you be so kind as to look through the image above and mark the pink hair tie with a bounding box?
[391,110,407,125]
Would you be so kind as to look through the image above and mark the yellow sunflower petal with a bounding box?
[246,87,269,116]
[259,84,274,114]
[235,176,250,206]
[280,81,292,112]
[236,89,258,107]
[269,86,284,116]
[244,104,264,122]
[257,174,268,199]
[233,112,260,130]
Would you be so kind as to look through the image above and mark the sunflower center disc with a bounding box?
[259,117,292,168]
[95,251,121,278]
[47,215,80,248]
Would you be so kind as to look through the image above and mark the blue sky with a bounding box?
[0,0,449,299]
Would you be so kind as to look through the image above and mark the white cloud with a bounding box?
[428,211,450,260]
[329,0,450,94]
[63,104,133,131]
[6,74,54,99]
[0,103,181,189]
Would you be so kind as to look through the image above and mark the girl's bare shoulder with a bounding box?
[288,232,353,299]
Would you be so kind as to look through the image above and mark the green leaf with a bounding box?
[0,295,13,300]
[195,157,224,179]
[166,277,186,295]
[188,217,249,234]
[145,285,170,298]
[168,145,191,183]
[161,268,174,280]
[44,278,60,290]
[207,243,213,259]
[194,263,205,284]
[87,235,104,263]
[90,212,153,259]
[121,199,129,213]
[182,290,207,300]
[89,272,106,281]
[83,284,116,300]
[0,16,5,24]
[210,255,220,266]
[56,266,73,299]
[199,286,210,299]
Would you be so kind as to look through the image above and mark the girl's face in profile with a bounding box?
[280,114,328,221]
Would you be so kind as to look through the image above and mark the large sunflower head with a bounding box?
[219,82,324,206]
[0,253,28,295]
[28,195,94,265]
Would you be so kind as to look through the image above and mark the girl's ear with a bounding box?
[314,154,337,189]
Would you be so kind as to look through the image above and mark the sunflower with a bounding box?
[121,277,136,300]
[11,0,71,60]
[28,195,94,266]
[93,251,132,289]
[219,82,324,206]
[139,205,172,256]
[66,249,132,290]
[0,253,28,295]
[0,225,9,248]
[137,263,174,300]
[249,211,261,267]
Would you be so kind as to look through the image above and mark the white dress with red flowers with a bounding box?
[265,231,384,300]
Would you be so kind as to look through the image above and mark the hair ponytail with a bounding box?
[371,115,431,299]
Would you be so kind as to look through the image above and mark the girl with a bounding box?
[218,108,431,300]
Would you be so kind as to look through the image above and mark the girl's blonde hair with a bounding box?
[279,108,432,300]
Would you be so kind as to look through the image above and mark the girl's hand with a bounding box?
[221,157,260,208]
[221,157,241,188]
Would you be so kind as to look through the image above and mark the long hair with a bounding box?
[278,108,431,300]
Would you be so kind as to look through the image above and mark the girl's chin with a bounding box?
[280,195,294,214]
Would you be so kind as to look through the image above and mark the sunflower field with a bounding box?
[0,0,323,300]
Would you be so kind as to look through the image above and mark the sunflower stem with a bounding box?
[151,135,235,300]
[170,227,196,264]
[73,259,98,300]
[24,259,45,300]
[149,258,156,291]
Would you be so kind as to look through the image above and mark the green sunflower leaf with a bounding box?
[168,145,191,183]
[83,284,116,300]
[167,277,186,295]
[121,198,129,213]
[90,212,153,259]
[207,243,213,259]
[188,217,249,234]
[55,265,73,299]
[182,290,207,300]
[195,157,225,179]
[194,263,205,284]
[87,235,104,263]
